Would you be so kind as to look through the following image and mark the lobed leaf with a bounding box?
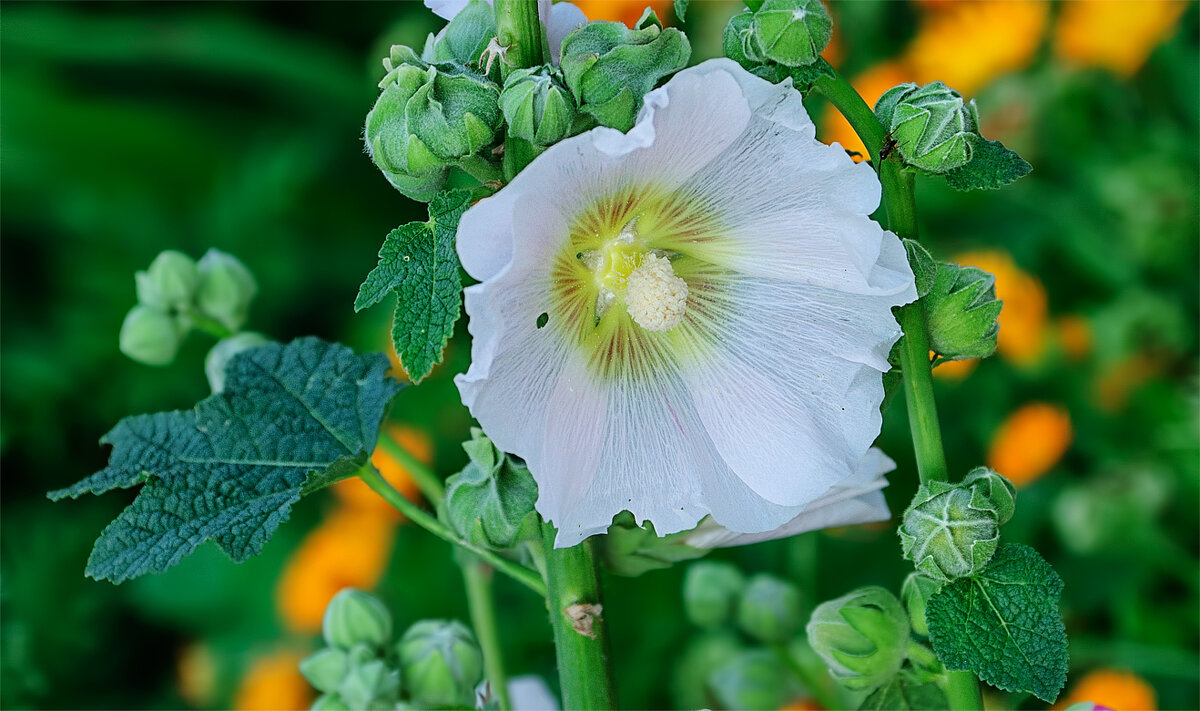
[48,338,402,584]
[943,138,1032,191]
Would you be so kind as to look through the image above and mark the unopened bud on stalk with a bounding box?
[322,588,393,652]
[737,573,803,643]
[806,586,910,692]
[749,0,832,67]
[875,81,980,173]
[500,66,578,146]
[397,620,484,709]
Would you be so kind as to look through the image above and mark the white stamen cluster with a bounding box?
[624,253,688,331]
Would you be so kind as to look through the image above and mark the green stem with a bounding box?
[541,522,615,710]
[184,307,235,340]
[494,0,548,179]
[357,465,546,596]
[458,153,506,187]
[463,557,513,711]
[770,643,841,711]
[377,432,445,502]
[946,669,985,711]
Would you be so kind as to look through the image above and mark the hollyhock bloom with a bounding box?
[455,58,917,547]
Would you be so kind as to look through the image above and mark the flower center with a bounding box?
[577,217,688,332]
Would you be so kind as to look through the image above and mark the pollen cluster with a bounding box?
[624,254,688,331]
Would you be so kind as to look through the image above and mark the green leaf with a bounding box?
[902,238,936,298]
[674,0,689,21]
[943,138,1032,191]
[925,544,1069,702]
[355,189,471,383]
[48,338,402,583]
[859,676,948,710]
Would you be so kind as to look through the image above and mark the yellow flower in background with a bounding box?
[1057,668,1158,711]
[1056,314,1093,362]
[905,1,1050,95]
[1055,0,1187,76]
[1095,353,1162,413]
[987,402,1072,487]
[177,643,218,708]
[820,61,912,159]
[333,423,432,520]
[954,250,1048,366]
[276,510,396,632]
[932,355,978,381]
[574,0,673,26]
[232,649,312,711]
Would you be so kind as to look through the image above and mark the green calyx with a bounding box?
[806,586,910,692]
[500,66,578,146]
[748,0,832,67]
[396,620,484,709]
[736,574,803,644]
[723,10,834,89]
[443,429,539,550]
[898,468,1017,582]
[601,511,705,577]
[925,261,1003,361]
[119,305,184,366]
[366,46,502,201]
[323,588,394,652]
[422,0,496,73]
[682,561,746,628]
[195,248,257,332]
[900,573,941,638]
[559,19,691,132]
[876,81,980,173]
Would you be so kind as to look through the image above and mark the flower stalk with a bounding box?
[495,0,549,179]
[813,70,980,709]
[462,556,513,711]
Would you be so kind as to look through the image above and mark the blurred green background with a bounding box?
[2,1,1196,709]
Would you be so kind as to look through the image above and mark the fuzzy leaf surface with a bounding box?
[48,338,402,583]
[925,544,1068,702]
[943,138,1032,191]
[859,677,948,710]
[355,189,471,382]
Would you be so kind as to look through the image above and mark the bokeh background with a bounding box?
[2,1,1196,709]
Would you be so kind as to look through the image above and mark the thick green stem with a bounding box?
[946,669,985,710]
[541,523,615,710]
[358,466,546,596]
[377,432,445,502]
[463,557,513,711]
[495,0,548,179]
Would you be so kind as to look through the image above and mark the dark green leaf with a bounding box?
[943,138,1032,191]
[902,238,936,298]
[48,338,401,583]
[674,0,689,21]
[926,544,1068,702]
[859,676,948,710]
[355,189,471,383]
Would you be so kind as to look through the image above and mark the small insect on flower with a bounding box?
[456,59,917,547]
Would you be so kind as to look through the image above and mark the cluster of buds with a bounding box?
[682,562,803,645]
[120,249,257,368]
[300,589,485,710]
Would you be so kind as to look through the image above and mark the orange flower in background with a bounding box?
[1056,669,1158,711]
[177,643,219,707]
[819,61,912,159]
[905,1,1050,95]
[932,355,979,381]
[575,0,673,26]
[276,509,396,632]
[987,402,1072,487]
[232,649,313,711]
[1056,314,1093,362]
[333,423,432,520]
[1095,353,1162,413]
[1055,0,1187,76]
[954,250,1048,366]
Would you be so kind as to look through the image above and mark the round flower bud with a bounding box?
[396,620,484,709]
[806,586,910,692]
[924,262,1002,361]
[337,647,400,710]
[322,589,393,651]
[135,250,199,310]
[900,573,941,637]
[310,694,351,711]
[195,249,257,332]
[366,46,501,201]
[204,332,269,394]
[500,67,578,147]
[682,561,746,628]
[749,0,833,68]
[708,649,796,711]
[962,467,1016,525]
[736,574,803,643]
[875,81,980,173]
[299,648,349,694]
[671,632,742,710]
[119,305,183,366]
[898,472,1013,582]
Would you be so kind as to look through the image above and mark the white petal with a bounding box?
[424,0,472,20]
[545,2,587,65]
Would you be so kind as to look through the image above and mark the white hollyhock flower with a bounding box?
[425,0,586,64]
[455,58,917,548]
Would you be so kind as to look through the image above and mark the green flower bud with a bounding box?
[737,574,803,643]
[322,589,393,651]
[708,649,797,711]
[876,81,980,173]
[560,21,690,132]
[366,46,501,201]
[723,12,763,72]
[682,561,746,628]
[444,429,538,550]
[119,305,183,366]
[806,586,910,692]
[925,262,1002,361]
[310,694,352,711]
[749,0,832,68]
[900,573,941,637]
[500,67,578,147]
[135,250,199,310]
[205,332,270,394]
[601,511,705,577]
[337,648,400,711]
[670,632,742,710]
[397,620,484,709]
[300,648,349,695]
[425,0,496,69]
[194,249,256,332]
[898,470,1016,581]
